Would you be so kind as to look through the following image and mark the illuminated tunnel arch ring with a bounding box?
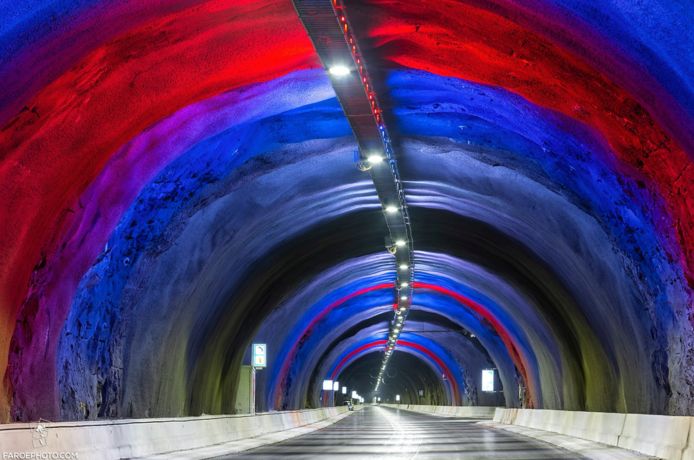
[276,281,531,406]
[413,281,531,397]
[324,339,459,405]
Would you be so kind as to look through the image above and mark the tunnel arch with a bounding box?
[314,332,460,407]
[261,268,525,409]
[24,144,690,418]
[250,255,518,409]
[0,0,691,424]
[333,351,449,406]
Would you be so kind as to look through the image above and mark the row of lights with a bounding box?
[325,1,414,396]
[321,380,365,404]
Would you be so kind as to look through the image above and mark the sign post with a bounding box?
[250,366,256,415]
[322,380,333,407]
[251,344,267,415]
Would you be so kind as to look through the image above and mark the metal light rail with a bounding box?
[292,0,415,395]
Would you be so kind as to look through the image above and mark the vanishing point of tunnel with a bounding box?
[0,0,693,458]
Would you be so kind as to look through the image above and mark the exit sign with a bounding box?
[252,343,267,368]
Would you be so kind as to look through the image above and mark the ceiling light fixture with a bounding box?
[328,65,350,76]
[367,154,384,165]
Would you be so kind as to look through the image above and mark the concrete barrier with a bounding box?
[562,410,626,446]
[382,404,497,419]
[510,409,627,446]
[493,408,517,424]
[520,408,552,430]
[401,405,694,460]
[506,411,694,459]
[618,414,691,460]
[513,407,533,427]
[681,420,694,460]
[0,406,350,459]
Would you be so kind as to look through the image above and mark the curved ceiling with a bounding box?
[0,0,691,422]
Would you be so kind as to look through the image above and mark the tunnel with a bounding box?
[0,0,692,458]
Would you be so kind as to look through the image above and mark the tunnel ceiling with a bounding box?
[0,0,692,422]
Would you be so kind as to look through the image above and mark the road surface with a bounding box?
[220,405,584,459]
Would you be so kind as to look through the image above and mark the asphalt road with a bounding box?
[220,405,585,459]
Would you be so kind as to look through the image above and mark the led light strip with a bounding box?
[292,0,414,396]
